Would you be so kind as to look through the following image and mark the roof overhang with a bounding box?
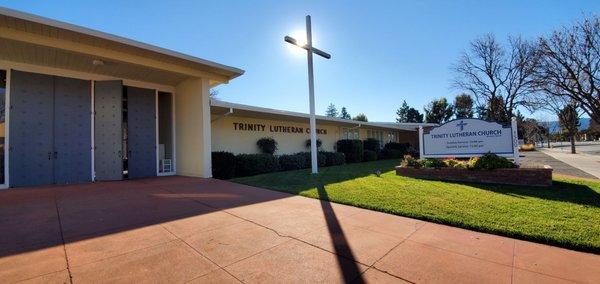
[210,99,434,131]
[0,7,244,87]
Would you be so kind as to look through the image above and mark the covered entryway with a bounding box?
[0,7,244,188]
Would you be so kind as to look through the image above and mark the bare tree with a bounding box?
[534,15,600,125]
[453,34,538,123]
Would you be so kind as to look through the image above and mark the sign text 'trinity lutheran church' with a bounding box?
[233,122,328,135]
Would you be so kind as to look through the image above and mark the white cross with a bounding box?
[285,15,331,174]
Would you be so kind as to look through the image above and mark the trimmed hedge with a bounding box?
[363,138,381,153]
[363,150,378,161]
[235,153,280,177]
[211,151,236,179]
[379,142,412,159]
[322,151,345,166]
[336,139,364,163]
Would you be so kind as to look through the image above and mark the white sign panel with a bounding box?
[420,118,519,161]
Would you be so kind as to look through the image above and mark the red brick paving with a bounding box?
[0,176,598,283]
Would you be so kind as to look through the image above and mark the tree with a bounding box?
[453,34,538,124]
[209,89,219,98]
[476,96,508,122]
[396,100,424,123]
[534,15,600,126]
[558,102,581,154]
[339,107,351,119]
[454,93,474,118]
[325,103,338,117]
[353,113,368,122]
[424,97,454,123]
[522,118,543,144]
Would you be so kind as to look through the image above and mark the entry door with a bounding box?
[127,87,156,178]
[54,76,92,184]
[9,71,54,187]
[94,81,123,181]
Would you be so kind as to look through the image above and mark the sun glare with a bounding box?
[286,29,309,56]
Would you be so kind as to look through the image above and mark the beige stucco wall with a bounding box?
[175,78,212,177]
[211,114,419,154]
[211,115,341,154]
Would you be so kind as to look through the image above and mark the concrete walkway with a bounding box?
[520,150,598,179]
[1,177,599,283]
[539,148,600,179]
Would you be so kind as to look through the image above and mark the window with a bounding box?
[0,70,5,184]
[342,127,359,139]
[367,129,384,147]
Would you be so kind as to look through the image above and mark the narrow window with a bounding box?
[158,92,173,173]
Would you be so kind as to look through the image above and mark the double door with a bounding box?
[94,82,156,181]
[9,70,92,187]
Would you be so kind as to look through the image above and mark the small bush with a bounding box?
[520,143,535,151]
[399,155,421,168]
[211,151,236,179]
[363,150,378,162]
[322,151,345,166]
[336,139,364,163]
[235,154,279,177]
[443,159,468,169]
[383,142,411,151]
[363,138,381,153]
[420,158,446,169]
[305,139,323,149]
[256,137,278,155]
[471,152,516,170]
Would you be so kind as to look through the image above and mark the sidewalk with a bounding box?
[539,148,600,179]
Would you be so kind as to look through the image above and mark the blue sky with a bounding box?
[1,0,598,122]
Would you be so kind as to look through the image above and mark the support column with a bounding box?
[175,78,212,177]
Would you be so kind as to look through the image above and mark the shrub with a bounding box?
[363,138,381,153]
[443,159,468,169]
[379,142,413,159]
[336,139,363,163]
[471,152,516,170]
[278,154,309,171]
[363,150,378,162]
[235,154,279,177]
[305,139,323,149]
[296,152,327,167]
[399,155,421,168]
[211,151,236,179]
[520,143,535,151]
[378,148,404,159]
[256,137,278,154]
[321,151,345,166]
[420,158,446,169]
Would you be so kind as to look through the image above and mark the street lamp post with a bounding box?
[285,15,331,174]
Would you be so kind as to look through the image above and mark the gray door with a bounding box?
[9,70,54,187]
[94,81,123,181]
[127,86,156,178]
[54,76,92,184]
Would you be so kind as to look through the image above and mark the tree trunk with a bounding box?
[570,135,576,154]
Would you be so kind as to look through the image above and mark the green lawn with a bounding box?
[232,159,600,253]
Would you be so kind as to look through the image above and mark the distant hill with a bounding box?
[546,118,590,133]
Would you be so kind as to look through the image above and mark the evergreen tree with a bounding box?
[339,107,351,119]
[396,100,424,123]
[353,113,368,122]
[454,93,474,119]
[424,97,454,123]
[325,103,338,117]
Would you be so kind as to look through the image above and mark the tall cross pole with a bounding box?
[285,15,331,174]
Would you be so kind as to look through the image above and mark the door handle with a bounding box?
[118,150,122,158]
[54,151,58,159]
[48,152,52,160]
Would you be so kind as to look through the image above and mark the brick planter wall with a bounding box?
[395,166,553,187]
